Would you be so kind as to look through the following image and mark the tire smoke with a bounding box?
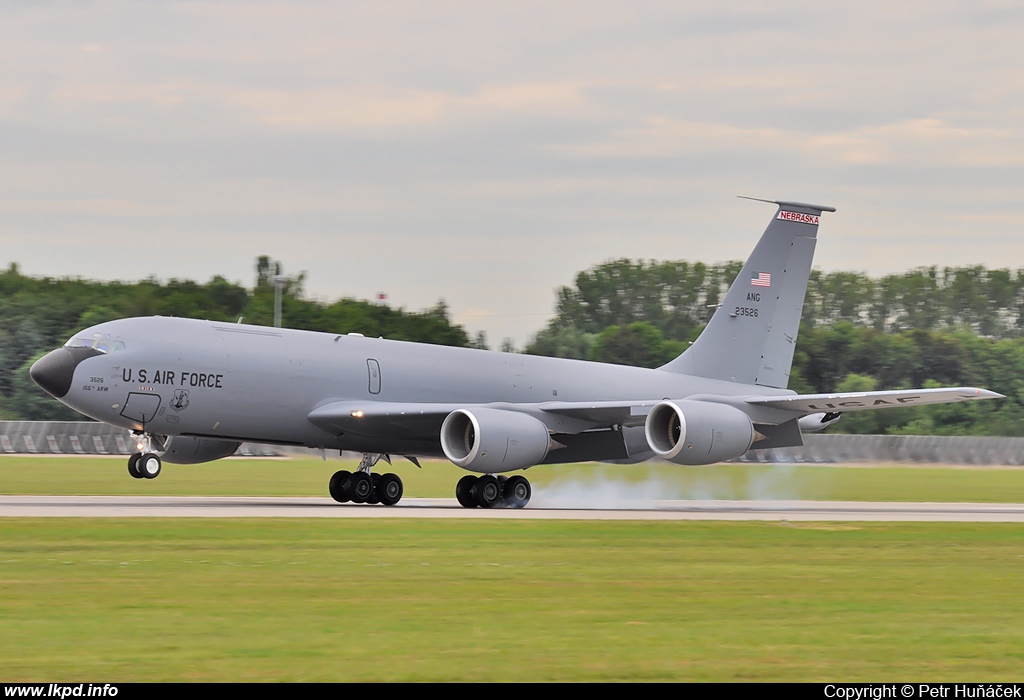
[531,463,805,509]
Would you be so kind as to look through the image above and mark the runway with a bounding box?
[2,495,1024,521]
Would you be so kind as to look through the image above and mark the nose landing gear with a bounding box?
[127,432,164,480]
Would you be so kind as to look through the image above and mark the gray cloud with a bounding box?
[2,1,1023,346]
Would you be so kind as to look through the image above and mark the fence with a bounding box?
[0,421,280,458]
[1,421,1023,465]
[738,433,1024,465]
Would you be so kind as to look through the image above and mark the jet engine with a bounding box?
[644,400,755,465]
[440,407,551,473]
[162,436,242,464]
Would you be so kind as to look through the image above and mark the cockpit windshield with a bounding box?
[64,333,125,354]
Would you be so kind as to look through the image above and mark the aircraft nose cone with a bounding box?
[30,348,77,399]
[30,347,103,399]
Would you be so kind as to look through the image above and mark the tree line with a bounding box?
[535,260,1024,343]
[525,260,1024,436]
[0,257,468,420]
[4,255,1024,435]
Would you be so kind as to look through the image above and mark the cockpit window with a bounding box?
[64,333,125,354]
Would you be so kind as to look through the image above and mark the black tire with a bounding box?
[504,475,531,509]
[366,473,381,505]
[456,475,478,508]
[475,474,502,508]
[138,453,162,479]
[127,453,144,479]
[329,470,351,503]
[347,472,373,504]
[378,473,403,506]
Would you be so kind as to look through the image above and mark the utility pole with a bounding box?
[273,275,285,328]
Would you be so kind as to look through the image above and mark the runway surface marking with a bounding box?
[2,496,1024,521]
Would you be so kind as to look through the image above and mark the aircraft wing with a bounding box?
[309,399,661,438]
[744,387,1004,413]
[536,400,660,427]
[307,401,461,439]
[308,387,1004,444]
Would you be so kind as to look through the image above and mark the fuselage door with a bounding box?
[120,391,162,427]
[367,359,381,395]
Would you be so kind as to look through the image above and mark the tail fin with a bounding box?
[660,198,835,388]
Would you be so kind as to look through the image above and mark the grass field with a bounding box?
[2,519,1024,681]
[3,456,1024,681]
[5,455,1024,503]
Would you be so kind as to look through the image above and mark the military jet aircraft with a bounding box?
[29,199,1002,508]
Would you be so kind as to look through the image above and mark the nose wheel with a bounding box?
[127,432,164,480]
[127,452,162,479]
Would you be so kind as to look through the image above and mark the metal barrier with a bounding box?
[0,421,1022,465]
[0,421,281,458]
[735,433,1024,466]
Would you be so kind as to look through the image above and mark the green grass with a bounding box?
[4,455,1024,502]
[2,519,1023,681]
[4,458,1024,681]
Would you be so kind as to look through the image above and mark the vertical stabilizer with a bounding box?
[660,199,835,388]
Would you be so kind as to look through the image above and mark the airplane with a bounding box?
[29,199,1003,508]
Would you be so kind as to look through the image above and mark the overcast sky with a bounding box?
[3,1,1023,346]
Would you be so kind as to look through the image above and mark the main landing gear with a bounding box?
[455,474,531,509]
[127,432,163,480]
[329,453,404,506]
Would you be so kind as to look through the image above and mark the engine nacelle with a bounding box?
[644,400,755,466]
[162,436,242,464]
[440,407,551,473]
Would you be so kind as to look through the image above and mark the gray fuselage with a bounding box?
[54,316,790,456]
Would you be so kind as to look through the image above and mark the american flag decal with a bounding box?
[751,272,771,287]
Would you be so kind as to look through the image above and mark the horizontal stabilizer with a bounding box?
[746,387,1004,414]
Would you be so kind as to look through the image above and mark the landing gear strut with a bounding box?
[329,453,404,506]
[456,474,531,509]
[127,432,163,480]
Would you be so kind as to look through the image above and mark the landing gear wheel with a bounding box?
[138,453,162,479]
[329,470,351,503]
[127,453,144,479]
[378,473,403,506]
[474,475,502,508]
[456,475,478,508]
[347,472,373,503]
[366,473,381,505]
[503,475,531,509]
